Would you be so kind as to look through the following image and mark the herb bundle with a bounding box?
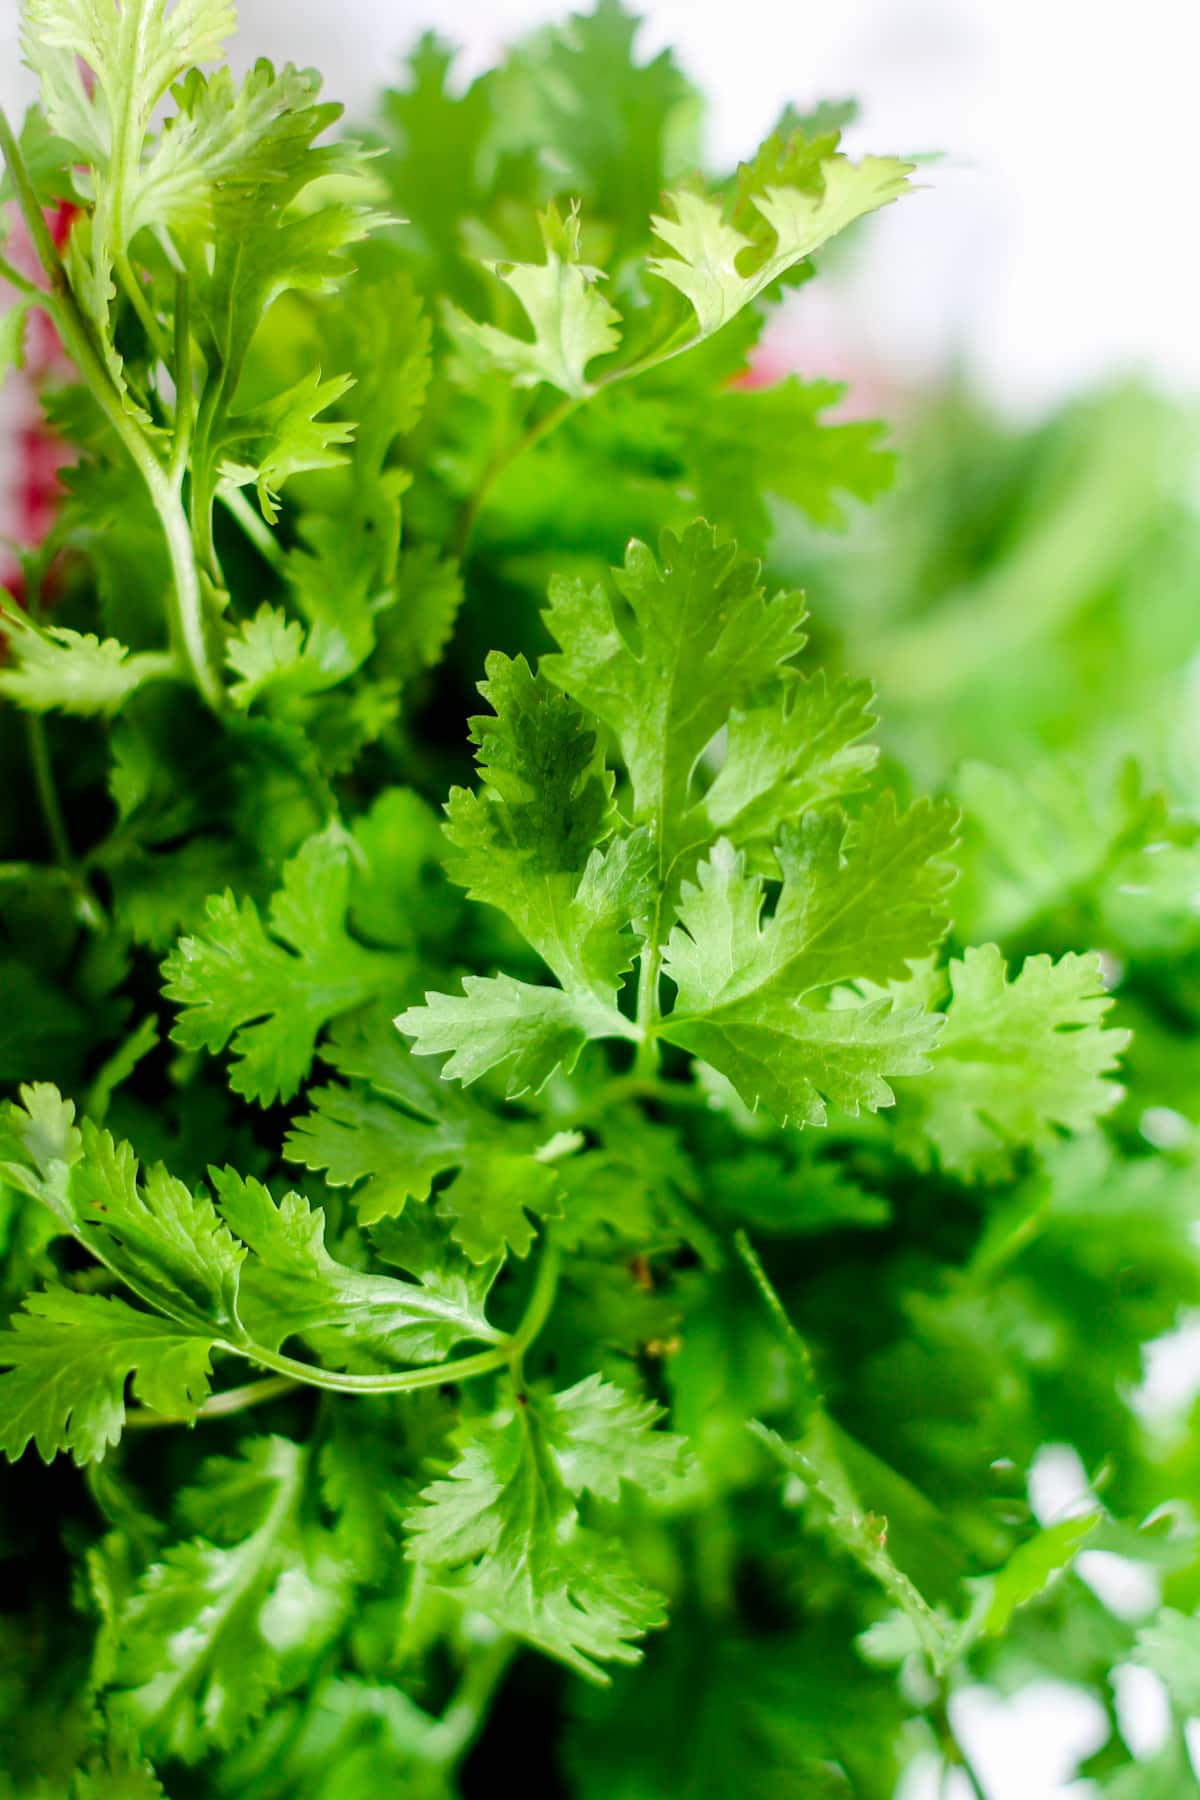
[1,5,1197,1796]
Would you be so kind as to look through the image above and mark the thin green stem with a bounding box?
[454,392,582,558]
[509,1242,561,1362]
[27,712,73,870]
[169,270,193,487]
[228,1339,515,1396]
[0,107,62,283]
[424,1636,516,1769]
[125,1373,298,1430]
[19,566,107,927]
[115,248,170,366]
[0,253,38,297]
[633,943,663,1079]
[0,104,225,714]
[219,487,287,573]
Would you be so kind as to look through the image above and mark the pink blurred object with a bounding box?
[733,303,911,424]
[1,199,76,605]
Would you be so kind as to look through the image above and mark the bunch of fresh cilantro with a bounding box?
[0,4,1196,1796]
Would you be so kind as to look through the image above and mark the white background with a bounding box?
[3,4,1199,1792]
[5,0,1198,411]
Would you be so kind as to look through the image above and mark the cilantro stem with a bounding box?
[0,104,225,715]
[169,271,193,487]
[20,561,107,927]
[115,248,171,365]
[0,252,38,297]
[212,1243,561,1402]
[424,1636,516,1769]
[27,712,73,871]
[633,943,663,1078]
[124,1373,298,1429]
[507,1241,561,1365]
[220,488,288,573]
[454,392,582,556]
[225,1340,515,1395]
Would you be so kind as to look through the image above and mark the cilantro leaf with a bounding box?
[658,799,955,1125]
[69,1120,246,1332]
[688,377,897,536]
[285,1012,564,1258]
[1134,1609,1200,1717]
[447,201,621,397]
[398,973,632,1100]
[162,825,410,1104]
[898,946,1131,1178]
[0,1286,214,1465]
[22,0,239,389]
[406,1383,677,1679]
[687,670,878,867]
[107,1437,346,1762]
[542,522,807,846]
[210,1167,500,1366]
[443,651,653,995]
[541,1373,691,1502]
[216,368,356,523]
[648,151,912,338]
[0,604,176,716]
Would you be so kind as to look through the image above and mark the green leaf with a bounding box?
[0,299,29,392]
[22,0,239,396]
[129,58,331,241]
[1134,1608,1200,1717]
[0,1080,82,1213]
[224,603,357,711]
[162,826,409,1104]
[23,0,237,167]
[406,1386,673,1680]
[542,523,807,847]
[541,1373,691,1502]
[210,1167,500,1366]
[507,0,695,247]
[442,652,652,996]
[964,1512,1099,1640]
[687,377,897,535]
[69,1119,245,1332]
[0,1286,214,1465]
[899,946,1131,1178]
[71,1736,169,1800]
[398,972,632,1100]
[658,800,955,1125]
[108,1437,346,1762]
[216,368,356,523]
[447,200,621,396]
[710,1150,889,1235]
[686,670,878,866]
[0,605,176,716]
[285,1013,564,1257]
[648,151,912,338]
[374,546,464,687]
